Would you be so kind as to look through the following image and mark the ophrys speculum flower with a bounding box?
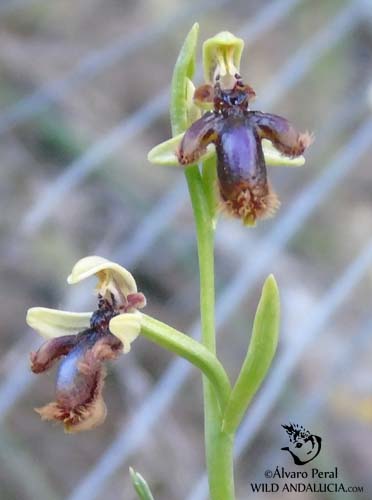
[178,78,313,225]
[27,256,146,433]
[148,30,312,226]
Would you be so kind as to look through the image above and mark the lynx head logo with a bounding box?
[281,423,322,465]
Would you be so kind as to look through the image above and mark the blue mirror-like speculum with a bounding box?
[177,78,312,226]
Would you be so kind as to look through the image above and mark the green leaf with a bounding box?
[222,275,280,434]
[170,23,199,136]
[130,468,155,500]
[168,22,213,244]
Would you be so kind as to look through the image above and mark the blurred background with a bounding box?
[1,0,372,498]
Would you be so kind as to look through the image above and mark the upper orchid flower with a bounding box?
[178,78,313,225]
[148,30,313,226]
[26,256,146,433]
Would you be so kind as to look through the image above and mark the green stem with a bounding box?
[169,24,235,500]
[185,166,235,500]
[185,166,215,342]
[140,313,231,412]
[201,156,218,223]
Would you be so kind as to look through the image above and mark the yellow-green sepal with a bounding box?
[148,134,305,168]
[26,307,92,340]
[262,139,306,167]
[147,132,215,166]
[203,31,244,85]
[67,255,137,295]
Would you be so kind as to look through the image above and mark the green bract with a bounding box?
[170,22,199,135]
[222,275,280,434]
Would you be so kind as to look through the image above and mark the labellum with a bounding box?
[178,78,312,225]
[30,292,145,433]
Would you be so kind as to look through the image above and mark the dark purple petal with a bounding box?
[252,111,313,157]
[177,111,223,165]
[193,84,214,106]
[126,292,146,311]
[30,335,77,374]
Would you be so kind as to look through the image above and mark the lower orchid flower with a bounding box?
[26,256,146,433]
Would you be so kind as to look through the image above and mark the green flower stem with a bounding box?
[201,155,218,223]
[140,313,231,412]
[170,24,235,500]
[185,159,235,500]
[185,163,235,500]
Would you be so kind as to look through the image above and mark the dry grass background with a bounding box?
[1,0,372,499]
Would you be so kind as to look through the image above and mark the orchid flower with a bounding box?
[26,256,146,433]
